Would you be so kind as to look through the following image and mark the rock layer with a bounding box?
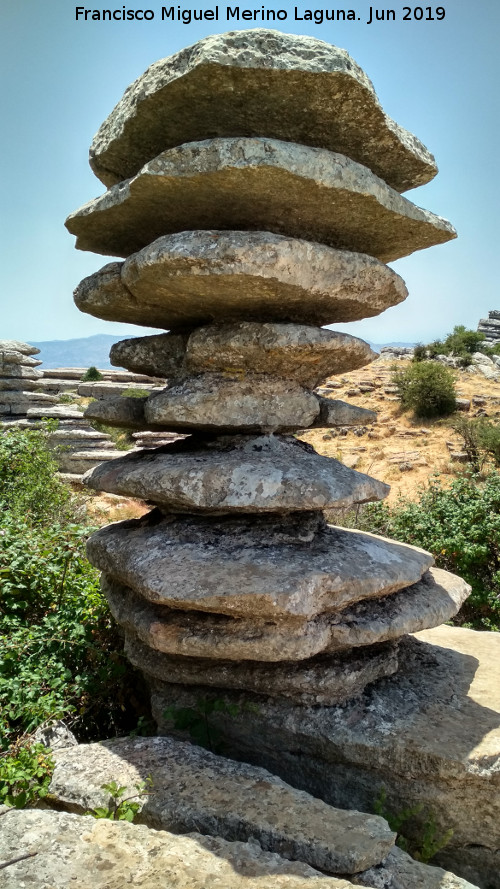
[74,232,408,329]
[89,29,437,191]
[83,435,389,513]
[68,138,455,260]
[87,511,433,619]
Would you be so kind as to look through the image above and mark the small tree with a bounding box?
[392,361,456,418]
[81,366,103,381]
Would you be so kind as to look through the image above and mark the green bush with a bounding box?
[392,361,457,418]
[451,416,500,472]
[0,740,54,808]
[0,426,71,525]
[352,472,500,630]
[0,427,149,749]
[81,366,103,381]
[414,326,485,366]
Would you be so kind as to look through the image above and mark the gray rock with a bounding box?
[74,232,407,330]
[33,720,78,750]
[100,566,468,663]
[0,378,40,391]
[353,845,479,889]
[84,394,150,429]
[109,324,376,389]
[55,449,124,475]
[26,405,85,420]
[0,339,40,356]
[110,332,189,378]
[144,374,320,433]
[77,380,159,398]
[0,364,43,379]
[152,628,500,889]
[0,350,42,367]
[313,398,378,427]
[83,434,388,513]
[126,632,399,704]
[186,323,376,388]
[86,511,433,619]
[0,809,365,889]
[68,138,454,260]
[0,391,57,406]
[89,29,437,192]
[50,735,395,873]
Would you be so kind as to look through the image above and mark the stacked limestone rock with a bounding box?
[477,309,500,347]
[0,340,58,418]
[66,30,469,707]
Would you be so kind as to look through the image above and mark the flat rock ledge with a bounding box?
[73,231,408,329]
[83,435,389,513]
[144,374,321,433]
[86,510,433,620]
[48,735,394,874]
[151,628,500,889]
[0,810,368,889]
[110,322,376,389]
[125,634,400,704]
[100,566,469,663]
[68,138,455,261]
[89,29,437,191]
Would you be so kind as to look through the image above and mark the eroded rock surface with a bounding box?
[74,232,408,329]
[69,138,454,260]
[89,29,437,191]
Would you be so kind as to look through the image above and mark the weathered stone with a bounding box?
[186,323,376,388]
[312,398,378,428]
[126,633,399,703]
[0,339,39,356]
[56,449,124,475]
[353,845,479,889]
[0,350,42,366]
[109,324,376,389]
[100,566,468,663]
[89,29,437,192]
[110,332,190,378]
[74,232,408,330]
[0,364,43,379]
[0,390,57,406]
[0,377,40,391]
[0,809,367,889]
[84,394,150,429]
[68,138,454,260]
[77,380,158,398]
[144,375,320,433]
[33,720,78,750]
[50,735,395,873]
[152,628,500,889]
[83,434,388,512]
[26,405,85,420]
[86,510,433,619]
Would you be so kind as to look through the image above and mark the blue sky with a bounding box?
[1,0,499,345]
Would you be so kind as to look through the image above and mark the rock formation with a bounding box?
[65,28,465,709]
[0,340,56,418]
[477,309,500,346]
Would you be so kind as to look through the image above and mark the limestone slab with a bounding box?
[110,332,190,379]
[152,629,500,889]
[353,846,479,889]
[0,339,39,355]
[89,29,437,191]
[83,434,388,512]
[109,323,376,389]
[84,394,151,429]
[0,350,42,366]
[0,810,365,889]
[0,364,43,379]
[0,378,40,391]
[144,375,320,433]
[101,566,468,663]
[86,511,433,619]
[313,398,378,428]
[74,232,408,329]
[50,735,395,873]
[68,138,454,260]
[186,323,376,388]
[126,632,399,704]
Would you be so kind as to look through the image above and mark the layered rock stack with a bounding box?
[66,30,467,707]
[477,309,500,346]
[0,340,57,418]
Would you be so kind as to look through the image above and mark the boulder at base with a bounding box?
[153,626,500,889]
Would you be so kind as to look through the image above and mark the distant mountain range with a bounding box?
[30,334,416,370]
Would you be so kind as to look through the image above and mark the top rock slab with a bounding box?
[89,29,437,192]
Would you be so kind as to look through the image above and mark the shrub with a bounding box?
[352,472,500,630]
[82,366,103,381]
[0,426,71,525]
[0,740,54,808]
[392,361,456,418]
[414,326,485,365]
[0,427,149,749]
